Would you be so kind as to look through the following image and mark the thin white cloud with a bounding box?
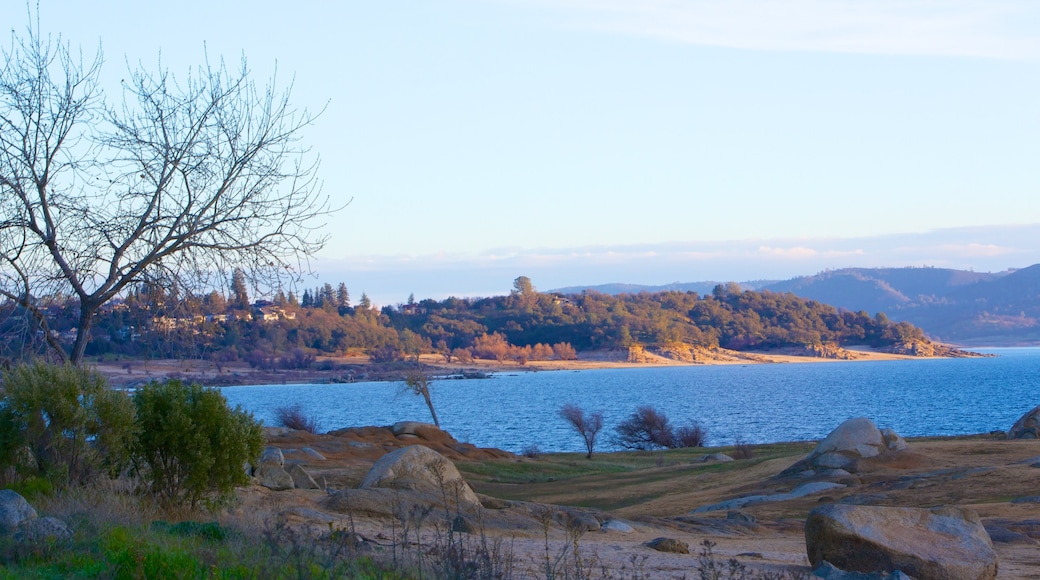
[515,0,1040,59]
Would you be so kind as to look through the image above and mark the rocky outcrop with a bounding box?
[692,481,845,513]
[360,445,480,507]
[781,418,908,477]
[1008,405,1040,439]
[805,504,997,580]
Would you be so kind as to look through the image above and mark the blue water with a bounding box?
[221,348,1040,454]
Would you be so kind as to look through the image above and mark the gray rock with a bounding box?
[15,516,72,543]
[391,421,438,436]
[647,537,689,554]
[727,510,756,524]
[1008,405,1040,439]
[880,429,908,452]
[301,447,327,461]
[693,482,844,513]
[561,511,600,532]
[288,464,321,490]
[0,489,37,534]
[697,453,734,463]
[782,418,909,477]
[601,519,634,533]
[257,464,295,491]
[983,524,1036,545]
[816,418,884,459]
[360,445,480,507]
[806,504,997,580]
[260,446,285,467]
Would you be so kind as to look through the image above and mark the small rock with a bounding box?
[452,515,477,534]
[984,524,1037,545]
[647,537,689,554]
[727,510,756,524]
[601,519,634,533]
[697,453,734,463]
[288,464,320,490]
[301,447,327,461]
[260,446,285,467]
[14,516,72,543]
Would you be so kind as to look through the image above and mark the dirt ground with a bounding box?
[226,427,1040,579]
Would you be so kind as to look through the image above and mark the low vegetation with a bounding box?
[0,362,261,509]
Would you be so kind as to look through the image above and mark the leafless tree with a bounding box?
[404,362,440,428]
[614,405,674,450]
[559,403,604,459]
[0,11,333,363]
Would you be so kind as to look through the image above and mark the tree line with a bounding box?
[0,275,930,366]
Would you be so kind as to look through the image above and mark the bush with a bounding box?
[0,362,137,486]
[275,403,319,433]
[674,423,708,448]
[132,379,263,509]
[733,438,754,459]
[614,406,674,450]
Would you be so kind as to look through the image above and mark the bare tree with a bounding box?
[559,403,604,459]
[404,362,440,428]
[0,11,333,363]
[614,405,674,450]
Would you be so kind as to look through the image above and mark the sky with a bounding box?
[17,1,1040,305]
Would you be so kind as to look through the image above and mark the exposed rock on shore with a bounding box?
[805,504,997,580]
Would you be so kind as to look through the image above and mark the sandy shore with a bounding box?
[93,346,943,388]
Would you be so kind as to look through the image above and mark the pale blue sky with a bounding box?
[22,1,1040,304]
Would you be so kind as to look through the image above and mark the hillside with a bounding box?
[553,265,1040,346]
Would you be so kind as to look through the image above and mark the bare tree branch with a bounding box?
[0,10,335,363]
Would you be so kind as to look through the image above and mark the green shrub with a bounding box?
[132,380,262,509]
[0,362,137,486]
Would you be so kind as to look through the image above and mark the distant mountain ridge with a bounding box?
[550,265,1040,346]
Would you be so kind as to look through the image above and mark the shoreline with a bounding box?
[93,345,968,389]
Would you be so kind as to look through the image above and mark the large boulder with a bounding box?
[1008,405,1040,439]
[360,445,480,507]
[805,504,997,580]
[782,418,907,477]
[0,490,37,534]
[256,464,295,491]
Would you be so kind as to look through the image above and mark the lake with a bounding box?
[221,347,1040,454]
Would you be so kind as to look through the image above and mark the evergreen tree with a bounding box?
[230,269,250,310]
[337,283,350,308]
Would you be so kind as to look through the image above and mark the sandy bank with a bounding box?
[92,346,955,388]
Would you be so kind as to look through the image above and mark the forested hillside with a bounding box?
[1,276,953,365]
[553,265,1040,346]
